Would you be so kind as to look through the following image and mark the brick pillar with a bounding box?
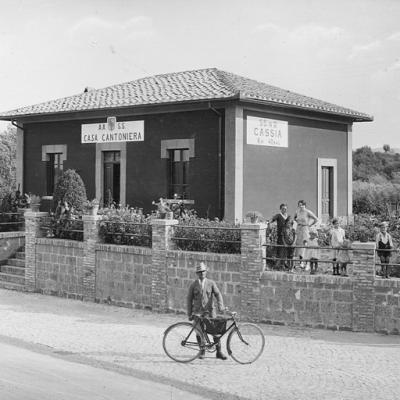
[351,241,376,332]
[82,215,101,301]
[24,210,47,291]
[150,219,178,311]
[240,223,267,321]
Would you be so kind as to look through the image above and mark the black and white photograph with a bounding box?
[0,0,399,399]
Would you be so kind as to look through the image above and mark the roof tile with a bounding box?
[0,68,373,121]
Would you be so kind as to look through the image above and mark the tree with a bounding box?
[353,146,384,181]
[0,124,17,200]
[383,144,390,153]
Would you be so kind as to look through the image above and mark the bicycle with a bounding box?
[162,311,265,364]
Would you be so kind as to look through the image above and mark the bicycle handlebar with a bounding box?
[191,309,237,319]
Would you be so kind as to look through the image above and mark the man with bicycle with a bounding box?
[187,262,227,360]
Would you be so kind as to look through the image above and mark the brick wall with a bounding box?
[35,238,84,298]
[259,272,353,330]
[22,213,400,334]
[374,279,400,334]
[95,243,152,308]
[165,250,241,313]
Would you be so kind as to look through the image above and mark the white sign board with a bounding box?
[81,119,144,143]
[247,116,288,147]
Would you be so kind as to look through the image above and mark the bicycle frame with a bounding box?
[190,314,247,351]
[163,312,265,364]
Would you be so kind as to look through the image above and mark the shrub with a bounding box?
[172,216,241,254]
[99,206,152,247]
[53,169,87,213]
[42,201,84,241]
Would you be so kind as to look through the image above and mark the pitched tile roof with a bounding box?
[0,68,373,121]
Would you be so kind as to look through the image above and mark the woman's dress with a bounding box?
[295,208,318,258]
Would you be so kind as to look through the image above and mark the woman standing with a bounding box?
[294,200,318,263]
[376,222,393,279]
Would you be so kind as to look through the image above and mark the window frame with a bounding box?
[42,144,67,197]
[168,148,190,199]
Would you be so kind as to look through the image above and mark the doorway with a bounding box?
[103,151,120,206]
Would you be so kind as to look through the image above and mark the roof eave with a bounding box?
[0,95,241,122]
[239,96,373,122]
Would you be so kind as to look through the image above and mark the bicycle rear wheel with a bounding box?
[163,322,202,363]
[227,323,265,364]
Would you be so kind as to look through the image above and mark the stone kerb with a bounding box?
[240,222,267,321]
[82,215,102,300]
[151,219,179,311]
[351,241,376,332]
[24,210,48,290]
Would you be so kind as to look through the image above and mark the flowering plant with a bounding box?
[84,198,100,208]
[245,211,263,223]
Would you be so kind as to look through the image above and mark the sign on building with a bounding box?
[247,116,288,147]
[81,118,144,143]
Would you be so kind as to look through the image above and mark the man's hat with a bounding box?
[196,262,207,273]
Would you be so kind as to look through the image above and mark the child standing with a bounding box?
[376,222,393,279]
[306,230,319,275]
[337,238,352,277]
[330,218,346,275]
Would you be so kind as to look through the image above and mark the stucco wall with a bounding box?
[242,110,349,219]
[23,108,221,218]
[24,120,96,198]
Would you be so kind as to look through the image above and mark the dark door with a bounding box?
[103,151,120,206]
[321,166,333,219]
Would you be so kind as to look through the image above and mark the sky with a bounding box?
[0,0,399,150]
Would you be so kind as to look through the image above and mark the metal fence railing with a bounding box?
[0,211,25,232]
[40,215,84,242]
[263,242,353,277]
[374,248,400,278]
[99,221,152,248]
[171,225,241,254]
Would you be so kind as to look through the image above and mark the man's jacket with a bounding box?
[187,278,224,318]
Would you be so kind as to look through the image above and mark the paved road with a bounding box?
[0,341,208,400]
[0,289,399,400]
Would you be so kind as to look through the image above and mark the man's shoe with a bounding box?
[198,350,205,359]
[216,351,227,360]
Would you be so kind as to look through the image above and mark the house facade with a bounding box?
[0,68,372,221]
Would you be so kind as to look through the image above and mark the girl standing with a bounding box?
[294,200,318,265]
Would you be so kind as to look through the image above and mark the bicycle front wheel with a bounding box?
[227,323,265,364]
[163,322,202,363]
